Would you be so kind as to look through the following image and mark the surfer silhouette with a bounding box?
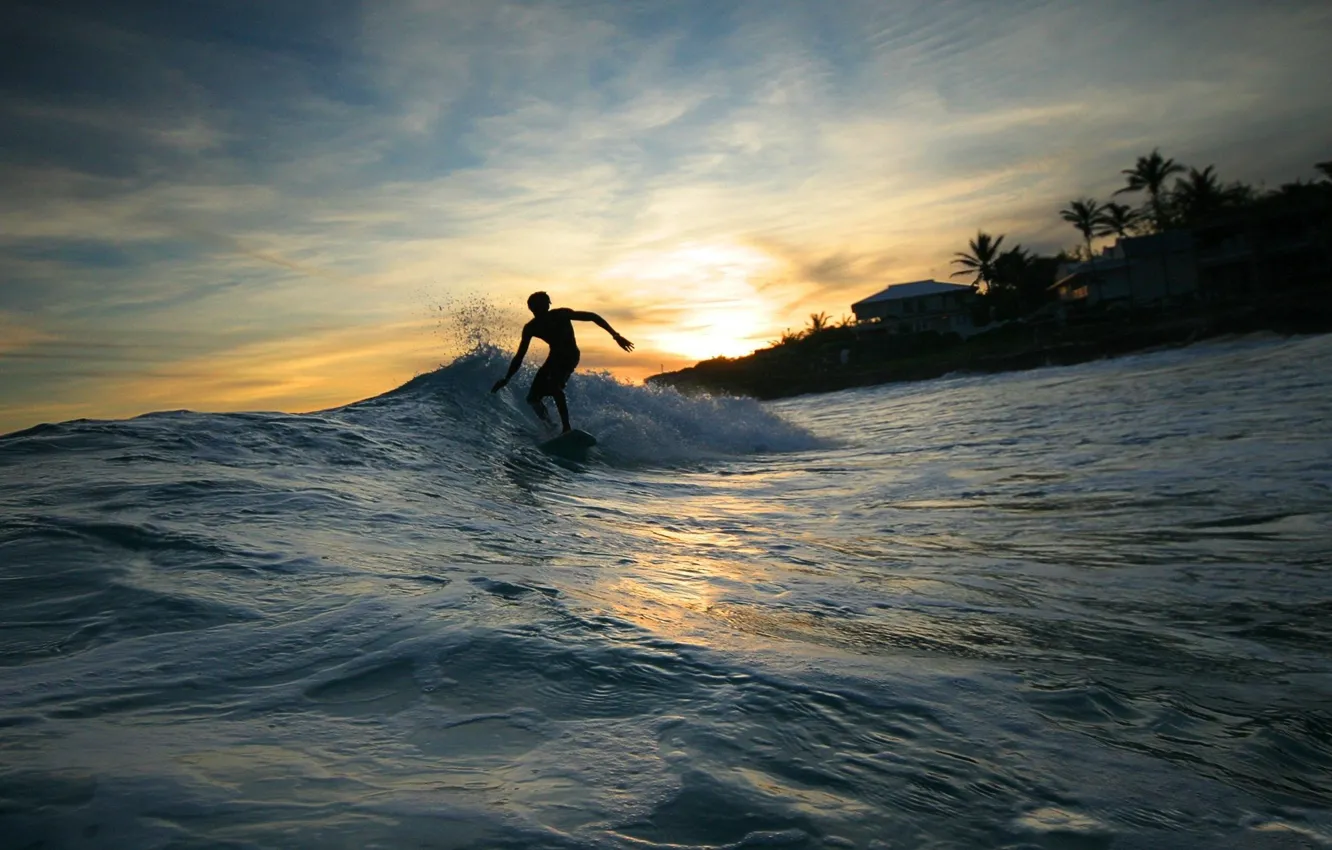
[491,291,634,432]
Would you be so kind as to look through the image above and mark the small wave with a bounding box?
[3,343,822,473]
[358,346,824,465]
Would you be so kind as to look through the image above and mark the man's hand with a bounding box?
[614,333,635,352]
[491,378,508,393]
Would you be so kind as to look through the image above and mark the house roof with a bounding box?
[1049,257,1132,289]
[851,280,974,308]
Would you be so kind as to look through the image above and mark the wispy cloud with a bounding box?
[2,0,1330,432]
[0,312,57,356]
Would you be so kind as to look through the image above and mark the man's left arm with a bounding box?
[571,311,634,352]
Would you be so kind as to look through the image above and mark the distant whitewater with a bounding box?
[2,335,1331,849]
[378,346,825,462]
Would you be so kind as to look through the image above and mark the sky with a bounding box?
[2,0,1330,433]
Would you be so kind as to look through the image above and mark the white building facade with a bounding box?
[851,280,978,336]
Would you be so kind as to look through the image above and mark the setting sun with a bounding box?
[650,310,766,360]
[602,242,783,361]
[3,0,1330,435]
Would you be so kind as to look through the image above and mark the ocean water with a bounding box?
[2,334,1330,850]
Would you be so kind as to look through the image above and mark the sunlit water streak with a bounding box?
[2,335,1330,849]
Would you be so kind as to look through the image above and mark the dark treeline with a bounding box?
[649,152,1332,399]
[956,151,1332,323]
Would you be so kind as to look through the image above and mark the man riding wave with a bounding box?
[491,292,634,433]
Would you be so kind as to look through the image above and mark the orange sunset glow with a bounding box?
[3,1,1331,433]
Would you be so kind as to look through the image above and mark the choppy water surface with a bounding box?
[2,335,1330,849]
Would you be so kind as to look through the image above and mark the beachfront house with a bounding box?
[1051,231,1198,308]
[851,280,978,337]
[1193,200,1332,302]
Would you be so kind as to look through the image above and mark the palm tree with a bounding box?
[1061,198,1104,261]
[950,231,1005,293]
[1096,202,1141,305]
[993,245,1031,293]
[1096,202,1141,239]
[1115,148,1186,232]
[989,245,1033,319]
[1061,199,1108,304]
[806,312,831,334]
[1172,165,1228,226]
[1225,181,1257,207]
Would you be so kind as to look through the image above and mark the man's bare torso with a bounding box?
[526,308,578,358]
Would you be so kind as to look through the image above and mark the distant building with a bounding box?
[1051,232,1198,308]
[851,280,977,336]
[1193,201,1331,301]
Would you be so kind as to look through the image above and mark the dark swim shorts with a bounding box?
[528,350,580,400]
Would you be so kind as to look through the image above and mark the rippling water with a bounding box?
[3,334,1330,849]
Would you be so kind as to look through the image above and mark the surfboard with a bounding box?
[539,429,597,461]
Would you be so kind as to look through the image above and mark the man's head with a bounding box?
[526,291,551,315]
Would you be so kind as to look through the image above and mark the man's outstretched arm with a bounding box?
[570,311,634,352]
[491,333,532,392]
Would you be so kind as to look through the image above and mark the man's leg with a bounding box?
[551,355,578,433]
[553,391,571,432]
[526,382,553,424]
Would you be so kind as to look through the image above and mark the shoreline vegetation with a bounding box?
[647,152,1332,400]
